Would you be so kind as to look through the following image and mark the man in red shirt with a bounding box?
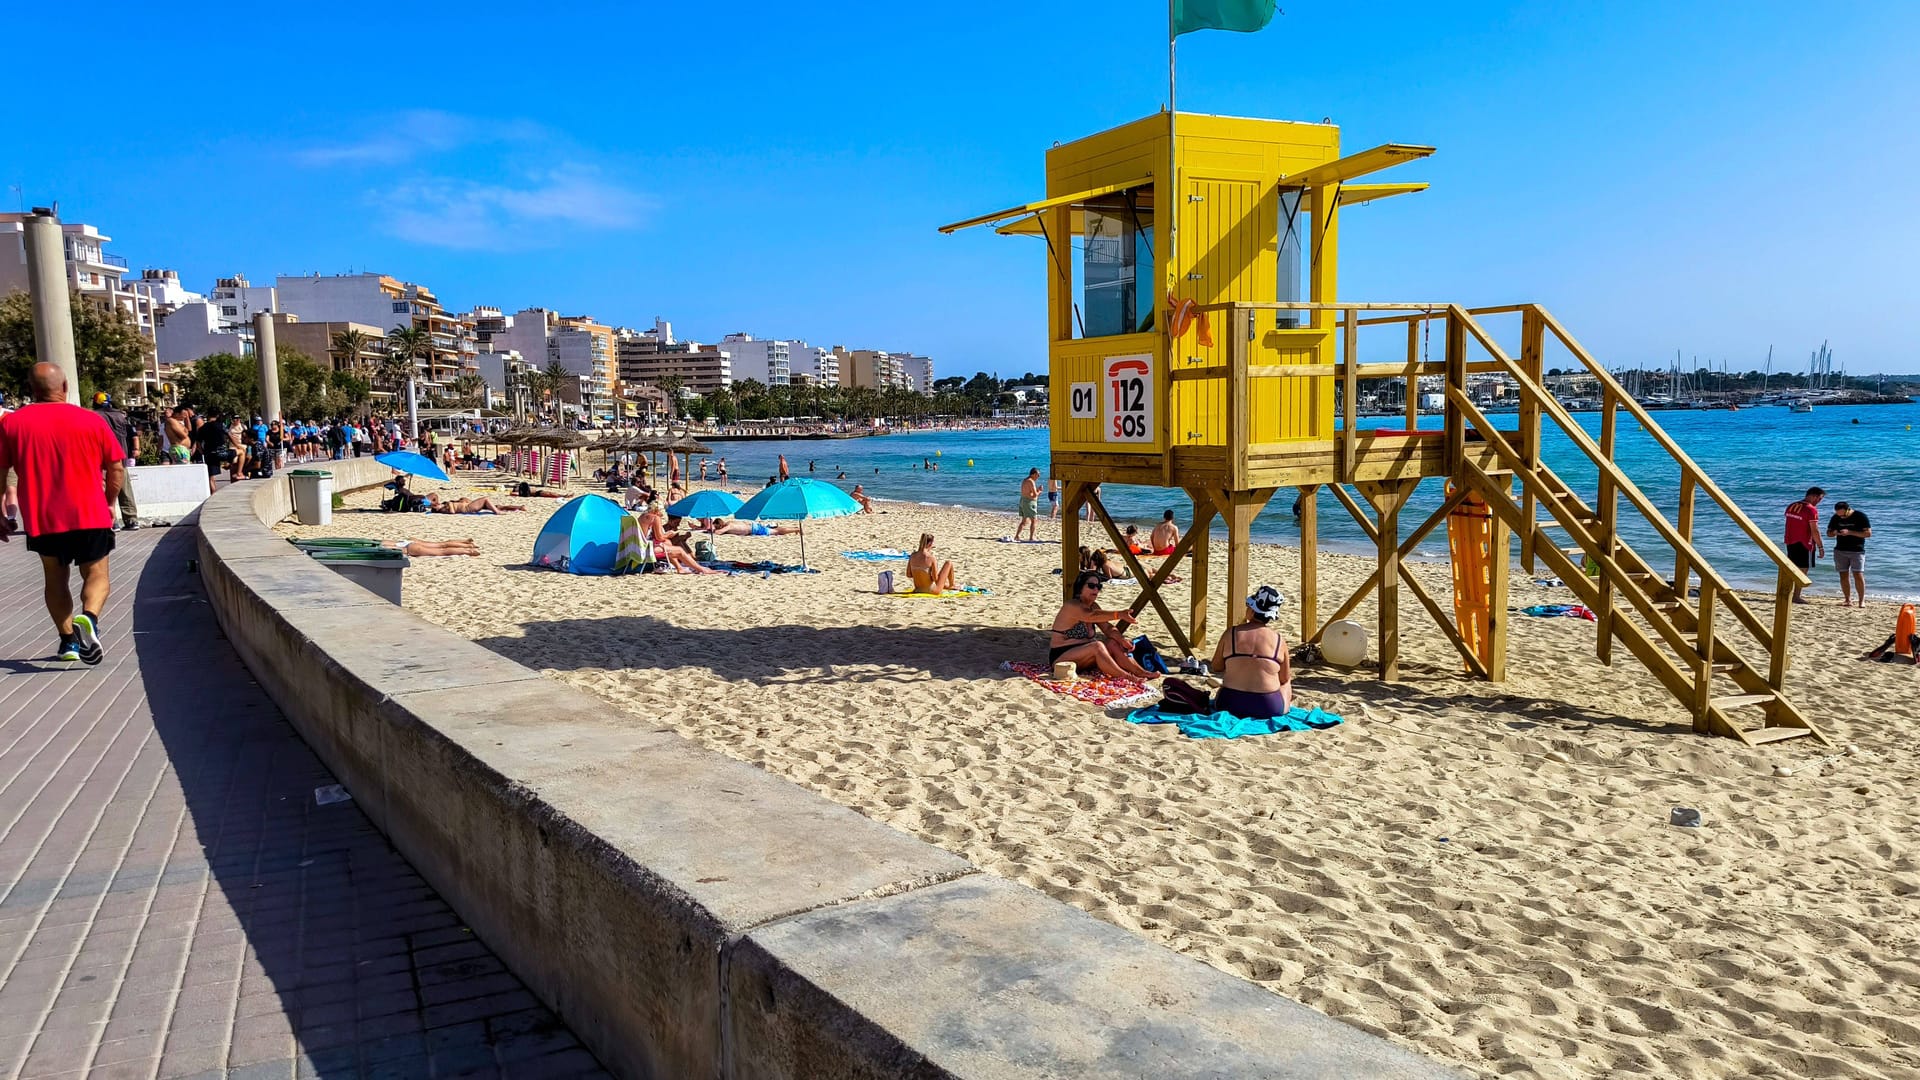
[1783,486,1825,605]
[0,362,127,664]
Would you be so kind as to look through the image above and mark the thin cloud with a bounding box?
[293,109,485,167]
[381,168,654,251]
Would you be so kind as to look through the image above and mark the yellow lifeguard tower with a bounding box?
[943,111,1825,747]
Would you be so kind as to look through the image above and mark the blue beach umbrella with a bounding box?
[375,449,450,482]
[667,488,747,559]
[734,478,862,568]
[665,489,745,520]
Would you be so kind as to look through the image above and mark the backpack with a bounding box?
[1130,634,1171,675]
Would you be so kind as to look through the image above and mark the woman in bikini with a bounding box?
[384,538,481,556]
[426,493,525,514]
[1207,585,1294,718]
[1047,571,1154,680]
[906,533,956,594]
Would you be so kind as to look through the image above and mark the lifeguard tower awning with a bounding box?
[937,175,1154,235]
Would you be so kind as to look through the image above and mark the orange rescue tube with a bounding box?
[1898,604,1917,657]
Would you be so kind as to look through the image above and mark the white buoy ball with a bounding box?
[1321,619,1368,666]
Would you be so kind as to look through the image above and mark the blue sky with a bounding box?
[8,1,1917,375]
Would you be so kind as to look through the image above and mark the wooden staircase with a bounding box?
[1439,305,1826,748]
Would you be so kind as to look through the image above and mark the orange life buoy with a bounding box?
[1166,293,1214,347]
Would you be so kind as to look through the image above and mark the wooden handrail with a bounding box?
[1449,309,1746,602]
[1533,308,1809,588]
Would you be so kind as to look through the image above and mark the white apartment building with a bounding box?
[473,349,535,409]
[894,352,935,394]
[789,344,841,387]
[615,326,732,397]
[0,213,180,399]
[156,302,254,367]
[717,333,792,386]
[276,273,476,389]
[208,275,278,328]
[493,307,556,369]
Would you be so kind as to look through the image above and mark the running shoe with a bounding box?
[55,637,79,662]
[71,612,103,666]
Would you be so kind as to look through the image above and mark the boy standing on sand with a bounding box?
[1826,501,1871,608]
[1016,468,1042,540]
[1783,487,1824,604]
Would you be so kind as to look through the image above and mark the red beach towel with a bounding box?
[1001,661,1160,708]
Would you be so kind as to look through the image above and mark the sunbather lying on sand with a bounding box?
[703,518,801,536]
[426,493,524,514]
[383,538,481,557]
[514,482,568,498]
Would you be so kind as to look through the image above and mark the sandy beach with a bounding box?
[279,478,1920,1080]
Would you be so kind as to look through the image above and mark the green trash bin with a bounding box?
[308,548,409,604]
[289,537,381,553]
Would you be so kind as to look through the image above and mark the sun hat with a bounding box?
[1247,585,1286,620]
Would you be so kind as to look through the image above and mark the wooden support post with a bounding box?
[1059,480,1084,601]
[1596,390,1619,665]
[1486,473,1512,682]
[1769,569,1792,689]
[1357,479,1417,681]
[1186,488,1214,647]
[1222,491,1274,638]
[1518,306,1545,574]
[1341,309,1358,484]
[1297,484,1319,641]
[1404,318,1420,431]
[1692,581,1717,734]
[1674,470,1696,596]
[1443,308,1468,475]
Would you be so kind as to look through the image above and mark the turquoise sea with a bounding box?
[695,403,1920,600]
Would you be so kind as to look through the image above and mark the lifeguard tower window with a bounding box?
[1276,189,1307,328]
[1077,187,1154,338]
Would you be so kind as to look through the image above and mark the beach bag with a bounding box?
[694,539,715,563]
[1158,677,1213,713]
[1131,635,1171,675]
[877,570,895,594]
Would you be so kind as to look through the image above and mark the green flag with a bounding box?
[1173,0,1277,36]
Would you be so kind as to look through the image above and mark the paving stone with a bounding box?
[0,530,607,1080]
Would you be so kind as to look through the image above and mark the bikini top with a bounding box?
[1057,620,1096,641]
[1226,625,1284,666]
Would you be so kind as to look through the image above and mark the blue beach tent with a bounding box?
[531,494,627,575]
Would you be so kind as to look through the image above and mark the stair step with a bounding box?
[1712,663,1742,675]
[1712,693,1775,709]
[1744,726,1814,744]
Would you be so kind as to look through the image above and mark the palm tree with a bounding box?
[330,328,374,374]
[654,375,684,421]
[449,373,487,409]
[383,325,431,400]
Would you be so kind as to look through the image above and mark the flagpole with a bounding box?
[1168,0,1178,305]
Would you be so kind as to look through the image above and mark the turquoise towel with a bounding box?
[1125,704,1343,739]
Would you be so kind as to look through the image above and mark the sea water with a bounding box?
[686,402,1920,599]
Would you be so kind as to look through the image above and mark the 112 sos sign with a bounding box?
[1103,355,1153,443]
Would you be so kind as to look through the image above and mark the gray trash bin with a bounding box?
[308,548,409,605]
[289,468,334,525]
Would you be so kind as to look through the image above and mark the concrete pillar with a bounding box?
[405,377,419,442]
[21,210,79,404]
[253,311,280,422]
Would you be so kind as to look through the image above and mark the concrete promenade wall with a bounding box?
[193,459,1460,1079]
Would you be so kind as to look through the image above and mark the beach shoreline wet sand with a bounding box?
[279,479,1920,1080]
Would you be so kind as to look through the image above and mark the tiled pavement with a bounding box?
[0,525,608,1079]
